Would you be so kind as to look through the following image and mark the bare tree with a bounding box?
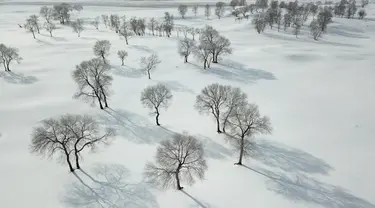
[93,40,111,64]
[24,18,37,39]
[0,44,22,72]
[40,6,54,23]
[140,54,161,79]
[215,2,226,19]
[44,22,57,37]
[293,19,301,38]
[317,8,333,32]
[230,0,239,9]
[178,4,188,19]
[91,16,100,30]
[101,14,109,28]
[71,18,84,37]
[30,15,41,34]
[163,12,174,37]
[205,4,212,19]
[188,27,198,40]
[30,114,115,172]
[192,4,199,16]
[358,9,366,19]
[53,3,73,24]
[110,14,121,33]
[221,87,247,133]
[226,103,272,165]
[140,84,173,126]
[195,83,230,133]
[117,50,128,66]
[200,25,232,63]
[252,13,266,34]
[119,20,133,45]
[178,38,196,63]
[309,19,322,40]
[148,18,158,35]
[144,132,207,190]
[72,58,113,109]
[193,42,212,69]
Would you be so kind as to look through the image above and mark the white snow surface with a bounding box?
[1,3,375,208]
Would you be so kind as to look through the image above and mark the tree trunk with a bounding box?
[75,152,81,169]
[121,59,124,66]
[175,165,183,190]
[216,116,222,133]
[147,70,151,79]
[101,54,106,64]
[50,31,53,37]
[184,55,188,63]
[125,38,129,45]
[101,89,109,108]
[63,148,74,172]
[155,108,160,126]
[97,96,104,109]
[235,136,245,165]
[32,31,36,39]
[36,27,40,34]
[6,62,10,72]
[203,59,207,69]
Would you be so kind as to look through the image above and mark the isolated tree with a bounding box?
[91,16,100,30]
[230,0,239,9]
[148,18,157,35]
[205,4,212,19]
[276,9,282,31]
[24,18,37,39]
[140,84,173,126]
[192,5,199,16]
[40,6,54,23]
[200,25,232,63]
[215,2,226,19]
[71,18,84,37]
[221,87,247,133]
[53,3,72,24]
[29,15,41,34]
[178,38,196,63]
[101,14,109,28]
[195,83,230,133]
[140,54,161,79]
[178,4,188,19]
[227,103,272,165]
[119,20,133,45]
[358,9,366,19]
[144,132,207,190]
[30,114,115,172]
[110,14,121,33]
[44,22,57,37]
[93,40,111,64]
[193,42,212,69]
[0,44,22,72]
[163,12,174,37]
[72,58,113,109]
[117,50,128,66]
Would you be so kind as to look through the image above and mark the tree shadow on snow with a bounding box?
[98,108,174,144]
[157,80,195,94]
[181,190,213,208]
[242,165,375,208]
[112,65,143,78]
[0,71,38,84]
[197,135,232,160]
[129,45,155,54]
[208,60,276,84]
[62,163,158,208]
[251,139,333,175]
[328,23,369,39]
[40,33,68,42]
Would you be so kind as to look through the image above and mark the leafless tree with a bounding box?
[91,16,100,30]
[163,12,174,37]
[221,87,247,133]
[0,44,22,72]
[119,20,133,45]
[215,2,226,19]
[200,25,232,63]
[101,14,109,28]
[180,26,189,38]
[110,14,120,33]
[93,40,111,64]
[178,4,188,19]
[24,18,37,39]
[192,4,199,16]
[230,0,239,9]
[252,13,267,34]
[317,8,333,32]
[40,6,54,23]
[178,38,195,63]
[309,19,322,40]
[30,15,41,34]
[226,103,272,165]
[188,27,197,40]
[117,50,128,66]
[72,58,113,109]
[205,4,212,19]
[53,3,73,24]
[137,18,146,35]
[71,18,84,37]
[140,54,161,79]
[293,18,302,38]
[148,18,158,35]
[195,83,230,133]
[144,132,207,190]
[140,84,173,126]
[30,114,115,172]
[193,42,212,69]
[44,22,57,37]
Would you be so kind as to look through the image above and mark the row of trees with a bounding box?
[0,44,22,71]
[178,2,227,19]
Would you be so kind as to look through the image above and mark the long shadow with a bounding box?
[62,163,158,208]
[251,139,333,175]
[39,33,68,42]
[0,71,38,84]
[242,165,375,208]
[181,190,213,208]
[197,134,232,160]
[98,108,174,144]
[328,24,369,39]
[207,60,276,84]
[112,65,143,78]
[157,80,195,94]
[129,45,155,54]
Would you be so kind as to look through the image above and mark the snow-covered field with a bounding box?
[1,2,375,208]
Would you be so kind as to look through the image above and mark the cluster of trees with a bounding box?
[177,25,232,69]
[333,0,368,19]
[0,44,22,72]
[178,2,226,20]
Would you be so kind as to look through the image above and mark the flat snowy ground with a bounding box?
[1,3,375,208]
